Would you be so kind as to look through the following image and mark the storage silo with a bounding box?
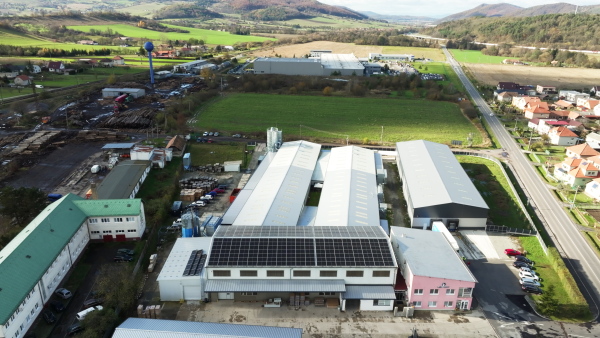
[183,153,191,170]
[266,127,282,153]
[205,216,222,236]
[181,212,194,238]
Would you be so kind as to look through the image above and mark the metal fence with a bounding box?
[453,151,549,254]
[486,225,537,235]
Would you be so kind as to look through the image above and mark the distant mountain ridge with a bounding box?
[438,2,600,22]
[360,11,437,23]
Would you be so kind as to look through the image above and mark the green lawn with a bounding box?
[68,23,275,45]
[136,157,182,200]
[383,46,445,61]
[195,94,484,145]
[414,61,465,91]
[450,49,510,64]
[187,142,247,167]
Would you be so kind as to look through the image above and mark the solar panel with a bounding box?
[214,225,386,239]
[182,249,207,277]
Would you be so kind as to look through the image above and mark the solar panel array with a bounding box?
[214,225,386,239]
[183,250,207,277]
[315,239,394,266]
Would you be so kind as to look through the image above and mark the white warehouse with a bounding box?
[254,54,365,76]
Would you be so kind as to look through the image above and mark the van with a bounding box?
[76,305,103,320]
[171,201,183,216]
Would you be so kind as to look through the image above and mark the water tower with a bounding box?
[267,127,282,152]
[144,41,155,85]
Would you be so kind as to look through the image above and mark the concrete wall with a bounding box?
[406,275,475,311]
[88,214,144,241]
[159,278,203,301]
[411,217,487,230]
[254,59,323,76]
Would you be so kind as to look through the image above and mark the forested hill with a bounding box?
[422,14,600,50]
[211,0,368,21]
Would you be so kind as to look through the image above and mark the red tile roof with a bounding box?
[567,143,600,157]
[550,126,577,137]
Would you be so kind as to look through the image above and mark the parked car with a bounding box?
[76,306,103,321]
[515,255,534,265]
[208,132,214,136]
[192,200,207,207]
[203,131,209,136]
[212,188,225,193]
[519,270,540,281]
[50,300,65,312]
[117,248,134,256]
[214,132,220,136]
[114,255,133,263]
[67,323,84,336]
[520,277,541,287]
[35,84,44,89]
[55,288,72,299]
[521,284,543,294]
[43,310,56,324]
[83,298,103,309]
[519,267,536,275]
[513,261,532,269]
[232,134,241,138]
[218,185,228,190]
[504,249,522,256]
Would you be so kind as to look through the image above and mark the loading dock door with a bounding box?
[116,234,126,242]
[218,292,234,300]
[447,220,459,232]
[183,285,202,300]
[103,235,113,242]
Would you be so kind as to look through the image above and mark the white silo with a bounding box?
[266,127,282,153]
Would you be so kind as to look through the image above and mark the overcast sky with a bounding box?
[317,0,599,18]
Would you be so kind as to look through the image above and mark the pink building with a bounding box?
[390,227,477,311]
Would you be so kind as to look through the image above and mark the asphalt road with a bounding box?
[443,47,600,336]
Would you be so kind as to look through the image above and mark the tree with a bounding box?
[0,187,47,226]
[80,308,118,338]
[323,86,333,96]
[95,264,138,310]
[200,68,214,81]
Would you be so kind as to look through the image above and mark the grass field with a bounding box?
[187,143,247,167]
[68,23,275,46]
[450,49,509,64]
[195,94,484,145]
[284,16,399,29]
[415,62,465,92]
[383,46,445,61]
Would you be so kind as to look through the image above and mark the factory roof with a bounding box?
[72,199,142,216]
[96,161,150,199]
[395,140,488,210]
[157,237,212,281]
[232,141,321,226]
[113,318,302,338]
[101,143,136,149]
[390,227,477,283]
[314,146,380,226]
[320,53,364,71]
[255,57,320,63]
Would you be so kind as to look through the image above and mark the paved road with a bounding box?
[443,47,600,336]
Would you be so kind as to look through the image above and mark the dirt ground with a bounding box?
[249,41,385,58]
[465,63,600,88]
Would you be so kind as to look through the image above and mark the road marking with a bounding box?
[492,312,514,321]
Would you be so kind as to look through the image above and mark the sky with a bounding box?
[317,0,600,18]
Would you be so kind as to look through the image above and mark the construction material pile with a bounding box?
[192,164,224,173]
[179,188,205,201]
[99,107,156,129]
[179,176,219,190]
[75,130,128,141]
[9,131,62,156]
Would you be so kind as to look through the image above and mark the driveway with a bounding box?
[383,161,407,228]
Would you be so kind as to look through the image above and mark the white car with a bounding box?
[519,267,536,275]
[520,277,541,287]
[519,270,540,281]
[35,84,44,89]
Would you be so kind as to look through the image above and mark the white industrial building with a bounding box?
[173,60,208,73]
[254,54,365,76]
[395,140,489,230]
[309,50,332,57]
[157,237,212,301]
[102,88,146,98]
[368,53,415,61]
[96,161,151,199]
[77,199,146,242]
[0,194,145,338]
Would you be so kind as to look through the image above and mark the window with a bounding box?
[213,270,231,277]
[241,292,257,296]
[267,270,284,277]
[458,287,473,298]
[30,308,34,315]
[101,218,110,223]
[293,270,311,277]
[446,289,455,295]
[444,301,454,308]
[35,303,39,310]
[373,299,391,306]
[413,301,422,307]
[429,289,439,295]
[428,301,437,308]
[373,270,390,277]
[26,315,30,323]
[319,292,335,296]
[102,230,112,234]
[320,270,337,277]
[91,231,100,234]
[240,270,258,277]
[89,218,98,224]
[128,229,136,233]
[414,289,423,295]
[114,217,123,222]
[346,271,364,277]
[116,230,125,233]
[126,217,135,222]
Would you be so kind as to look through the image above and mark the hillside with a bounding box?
[360,11,436,23]
[437,3,522,22]
[210,0,367,21]
[423,13,600,50]
[438,2,600,22]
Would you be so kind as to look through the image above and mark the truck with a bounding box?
[91,165,106,174]
[432,221,460,252]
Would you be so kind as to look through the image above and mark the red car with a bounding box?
[212,188,225,193]
[504,249,522,256]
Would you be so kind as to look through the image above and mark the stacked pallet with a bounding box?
[314,297,325,307]
[76,130,127,141]
[179,188,204,201]
[179,177,218,191]
[99,107,156,129]
[195,164,224,173]
[9,131,62,156]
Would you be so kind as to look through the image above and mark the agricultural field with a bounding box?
[383,46,445,61]
[68,23,275,46]
[465,63,600,88]
[450,49,509,64]
[0,27,132,51]
[283,16,399,29]
[195,94,484,145]
[415,62,465,92]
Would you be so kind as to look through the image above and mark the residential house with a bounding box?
[152,50,175,58]
[523,102,550,119]
[553,100,575,110]
[28,64,41,73]
[99,58,113,67]
[566,143,600,159]
[548,126,578,146]
[594,104,600,116]
[580,99,600,112]
[536,85,557,94]
[591,86,600,98]
[78,40,98,45]
[584,178,600,201]
[563,91,590,102]
[0,71,19,79]
[112,56,125,66]
[496,91,519,102]
[550,110,570,120]
[554,157,600,187]
[176,48,193,56]
[47,61,64,72]
[537,120,569,135]
[586,133,600,150]
[568,111,581,120]
[13,75,30,86]
[512,96,541,111]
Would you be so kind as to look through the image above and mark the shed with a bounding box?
[166,135,186,152]
[223,160,242,172]
[102,88,146,98]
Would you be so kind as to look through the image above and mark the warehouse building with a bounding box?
[96,160,151,199]
[0,194,145,338]
[368,53,414,61]
[173,60,208,73]
[112,318,303,338]
[254,54,365,76]
[395,140,489,230]
[76,199,146,242]
[390,227,477,311]
[205,225,398,311]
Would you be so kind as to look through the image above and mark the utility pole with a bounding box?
[570,187,580,210]
[380,126,384,145]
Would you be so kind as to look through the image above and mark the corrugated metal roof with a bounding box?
[320,54,364,71]
[101,143,136,149]
[214,225,388,238]
[395,140,488,210]
[243,152,275,191]
[314,146,380,227]
[390,227,477,283]
[233,141,321,226]
[221,190,252,225]
[311,150,331,182]
[343,285,396,299]
[113,318,302,338]
[255,57,319,63]
[96,161,151,199]
[72,199,142,217]
[157,237,212,281]
[205,279,346,292]
[0,194,88,324]
[297,206,318,226]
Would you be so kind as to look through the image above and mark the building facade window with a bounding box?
[267,270,284,277]
[116,230,125,233]
[241,292,258,296]
[319,292,335,296]
[240,270,258,277]
[373,299,391,306]
[428,301,437,307]
[213,270,231,277]
[91,231,100,234]
[414,289,423,295]
[429,289,439,295]
[413,301,422,307]
[446,289,455,295]
[126,217,135,222]
[458,287,473,297]
[101,218,110,223]
[293,270,311,277]
[114,217,123,222]
[102,230,112,234]
[320,270,337,277]
[128,229,136,233]
[89,218,98,223]
[444,301,454,308]
[373,270,390,277]
[346,270,364,277]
